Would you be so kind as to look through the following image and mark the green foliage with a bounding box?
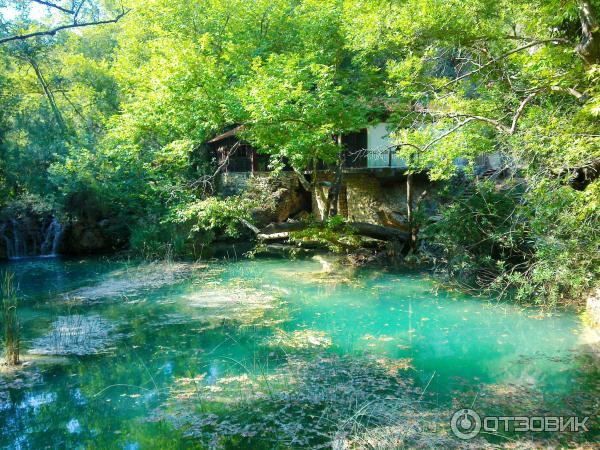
[427,178,599,306]
[239,52,372,171]
[509,179,600,305]
[290,215,362,253]
[128,195,257,259]
[0,192,54,221]
[0,0,598,305]
[425,180,531,296]
[129,220,187,261]
[171,196,256,241]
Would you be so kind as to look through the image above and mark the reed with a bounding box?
[1,271,20,366]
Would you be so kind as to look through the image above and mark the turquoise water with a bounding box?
[0,257,596,448]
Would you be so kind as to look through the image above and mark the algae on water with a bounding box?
[65,262,207,302]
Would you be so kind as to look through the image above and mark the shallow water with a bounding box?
[0,257,597,448]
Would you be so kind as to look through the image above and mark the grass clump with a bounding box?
[1,271,20,366]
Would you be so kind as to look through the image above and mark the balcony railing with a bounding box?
[343,148,406,169]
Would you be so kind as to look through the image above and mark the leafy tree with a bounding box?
[0,0,597,304]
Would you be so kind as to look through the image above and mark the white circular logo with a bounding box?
[451,408,481,440]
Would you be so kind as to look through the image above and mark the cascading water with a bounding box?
[0,223,12,258]
[41,217,63,256]
[0,216,63,259]
[11,218,26,257]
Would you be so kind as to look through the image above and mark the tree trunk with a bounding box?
[406,172,418,251]
[577,0,600,64]
[327,135,345,218]
[319,185,330,221]
[312,157,330,222]
[27,57,66,132]
[350,222,410,242]
[255,220,409,243]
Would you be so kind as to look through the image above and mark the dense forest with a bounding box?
[0,0,599,306]
[1,2,600,448]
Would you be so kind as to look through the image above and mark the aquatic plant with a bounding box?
[1,271,20,366]
[290,216,363,253]
[154,354,451,448]
[29,315,117,356]
[267,329,332,350]
[183,285,282,328]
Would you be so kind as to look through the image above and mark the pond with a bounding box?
[0,257,597,448]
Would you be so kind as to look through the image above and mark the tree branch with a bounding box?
[549,85,585,100]
[421,118,480,151]
[577,0,600,64]
[418,81,586,138]
[292,167,312,192]
[508,86,585,134]
[73,0,86,19]
[402,82,585,154]
[188,141,241,196]
[26,56,66,131]
[29,0,75,15]
[0,8,130,45]
[441,39,568,88]
[509,89,542,134]
[418,109,509,133]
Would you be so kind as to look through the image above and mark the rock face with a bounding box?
[219,172,310,227]
[60,219,128,256]
[250,174,309,226]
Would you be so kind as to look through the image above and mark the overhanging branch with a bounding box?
[30,0,75,14]
[441,39,569,88]
[0,8,130,45]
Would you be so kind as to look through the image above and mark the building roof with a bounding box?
[207,125,245,143]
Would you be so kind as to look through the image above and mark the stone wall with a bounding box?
[220,172,254,196]
[221,170,434,229]
[219,172,310,226]
[312,171,431,229]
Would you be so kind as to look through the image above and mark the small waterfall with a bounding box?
[11,219,26,258]
[0,216,63,259]
[41,218,63,256]
[0,223,13,258]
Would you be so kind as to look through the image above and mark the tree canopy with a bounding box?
[0,0,598,304]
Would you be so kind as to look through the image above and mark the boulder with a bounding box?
[250,174,310,227]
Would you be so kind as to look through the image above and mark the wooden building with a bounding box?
[207,126,270,173]
[206,122,407,174]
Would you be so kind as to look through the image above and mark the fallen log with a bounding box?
[248,219,409,243]
[260,221,306,234]
[257,231,291,241]
[239,218,261,235]
[348,222,410,242]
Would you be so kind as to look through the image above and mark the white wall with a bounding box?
[366,123,405,168]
